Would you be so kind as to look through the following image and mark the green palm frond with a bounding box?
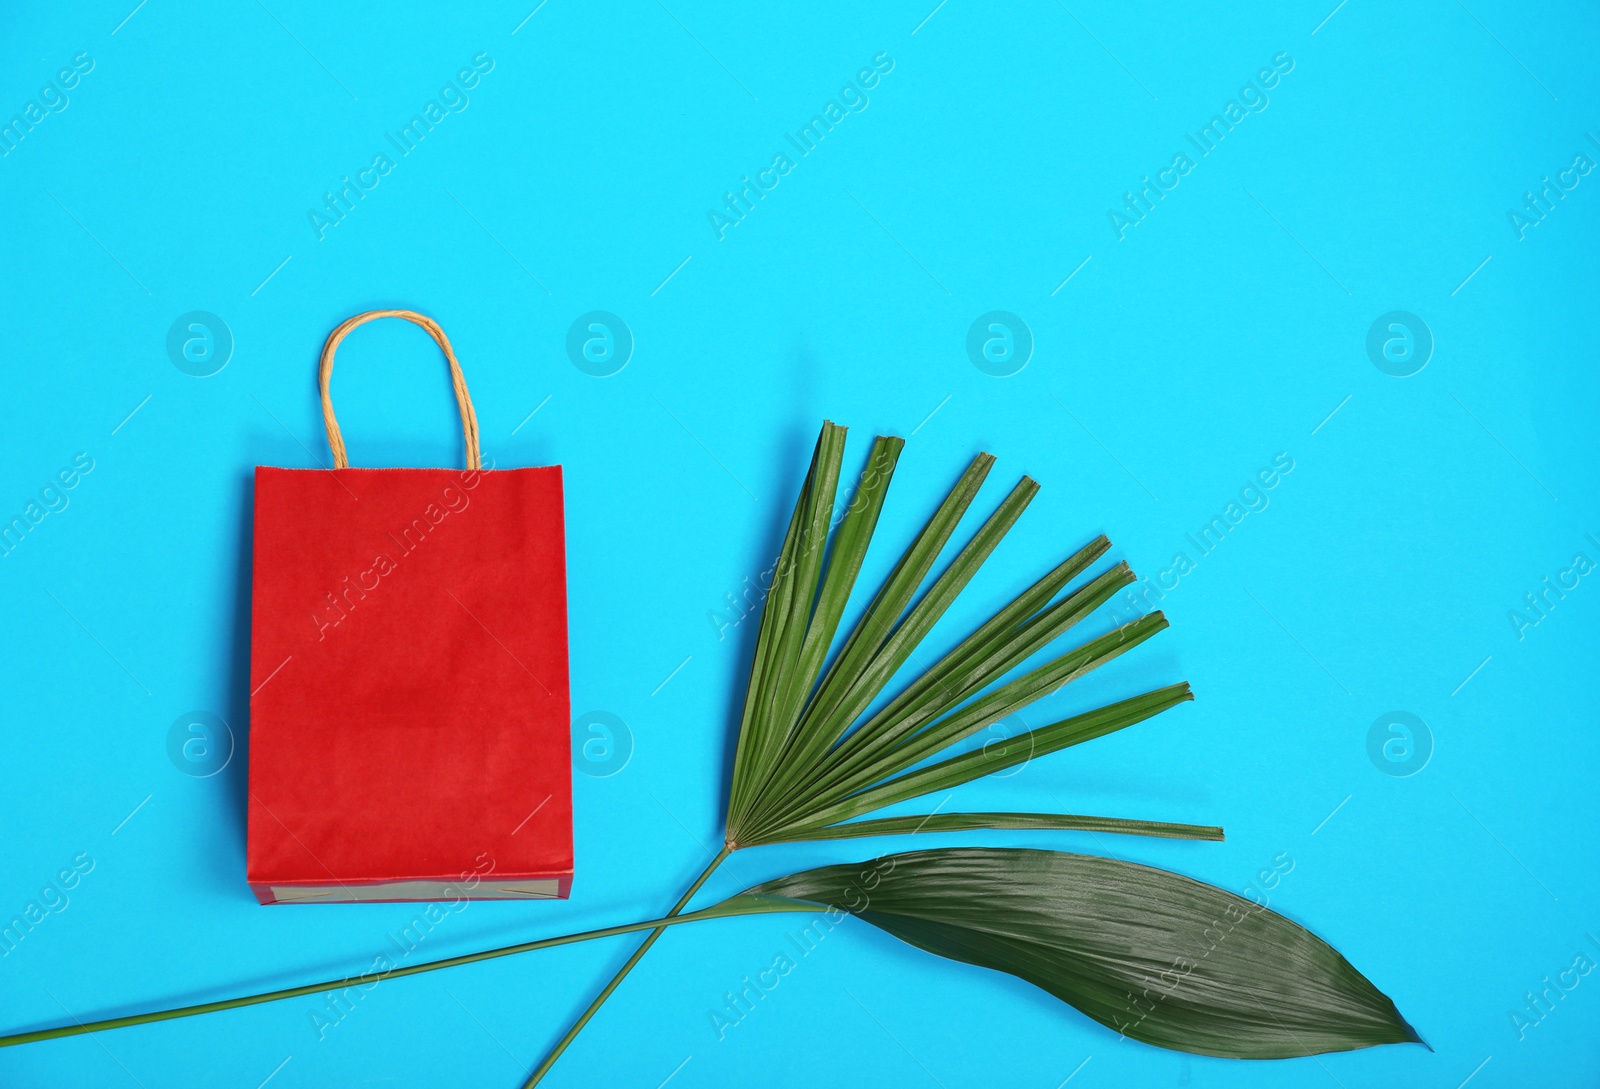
[725,420,1200,849]
[503,420,1220,1085]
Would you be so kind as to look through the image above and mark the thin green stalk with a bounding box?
[0,876,803,1052]
[522,844,732,1088]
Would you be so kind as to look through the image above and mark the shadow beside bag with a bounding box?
[246,309,573,904]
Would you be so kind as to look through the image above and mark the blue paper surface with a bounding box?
[1,2,1597,1086]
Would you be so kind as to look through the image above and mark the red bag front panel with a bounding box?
[247,465,572,901]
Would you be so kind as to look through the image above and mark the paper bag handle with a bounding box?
[319,309,483,470]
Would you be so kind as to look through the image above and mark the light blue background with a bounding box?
[2,1,1597,1086]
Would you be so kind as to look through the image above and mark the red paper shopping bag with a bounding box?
[247,309,572,904]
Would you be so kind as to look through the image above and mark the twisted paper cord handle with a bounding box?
[319,309,482,470]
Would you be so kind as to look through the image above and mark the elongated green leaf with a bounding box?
[794,475,1041,753]
[789,683,1192,832]
[748,475,1041,832]
[818,547,1121,782]
[849,611,1172,786]
[727,433,901,837]
[725,425,831,817]
[740,452,998,834]
[760,425,850,747]
[731,424,849,824]
[758,811,1224,842]
[745,848,1422,1058]
[781,435,904,725]
[757,614,1174,841]
[773,567,1145,823]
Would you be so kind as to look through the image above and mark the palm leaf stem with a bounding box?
[758,811,1225,843]
[522,844,730,1087]
[0,866,801,1052]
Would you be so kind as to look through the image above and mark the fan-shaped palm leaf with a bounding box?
[522,420,1218,1084]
